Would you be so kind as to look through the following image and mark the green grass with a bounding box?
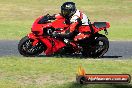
[0,56,132,88]
[0,0,132,40]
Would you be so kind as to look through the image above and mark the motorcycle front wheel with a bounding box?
[18,36,46,57]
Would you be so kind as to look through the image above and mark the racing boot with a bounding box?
[64,39,80,53]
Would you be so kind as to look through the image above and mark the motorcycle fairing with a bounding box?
[27,32,66,56]
[41,38,66,56]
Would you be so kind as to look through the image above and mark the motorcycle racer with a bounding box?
[51,2,91,43]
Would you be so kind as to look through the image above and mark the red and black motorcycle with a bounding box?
[18,14,110,58]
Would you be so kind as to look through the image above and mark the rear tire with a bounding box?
[18,36,46,57]
[82,34,109,58]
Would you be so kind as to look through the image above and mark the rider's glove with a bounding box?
[52,31,61,38]
[55,28,63,31]
[52,28,63,37]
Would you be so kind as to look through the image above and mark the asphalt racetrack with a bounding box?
[0,40,132,58]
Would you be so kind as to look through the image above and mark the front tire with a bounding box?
[18,36,46,57]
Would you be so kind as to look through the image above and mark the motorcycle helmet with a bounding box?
[61,2,76,18]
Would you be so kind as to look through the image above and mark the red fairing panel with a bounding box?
[27,33,36,39]
[51,39,66,53]
[41,38,66,56]
[32,16,53,35]
[52,17,69,29]
[39,38,53,55]
[31,16,44,35]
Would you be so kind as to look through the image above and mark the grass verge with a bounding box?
[0,56,132,88]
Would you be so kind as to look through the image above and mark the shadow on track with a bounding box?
[38,54,122,59]
[102,56,122,58]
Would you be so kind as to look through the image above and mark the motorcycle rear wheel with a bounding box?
[82,34,109,58]
[18,36,46,57]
